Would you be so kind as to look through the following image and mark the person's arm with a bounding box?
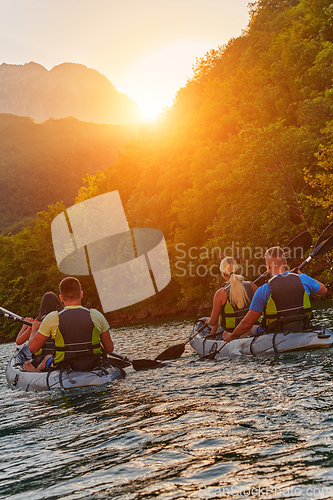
[28,312,56,353]
[100,330,114,353]
[28,320,41,341]
[223,310,261,341]
[205,288,227,335]
[298,273,327,297]
[29,332,47,353]
[315,281,327,296]
[15,317,34,345]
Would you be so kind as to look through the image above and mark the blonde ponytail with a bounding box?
[220,257,250,309]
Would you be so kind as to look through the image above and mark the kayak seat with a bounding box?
[265,314,312,334]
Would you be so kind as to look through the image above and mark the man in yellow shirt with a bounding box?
[27,277,114,371]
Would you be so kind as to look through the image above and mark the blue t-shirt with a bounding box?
[250,271,320,313]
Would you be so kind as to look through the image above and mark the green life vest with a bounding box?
[220,281,254,332]
[261,273,312,329]
[54,307,104,371]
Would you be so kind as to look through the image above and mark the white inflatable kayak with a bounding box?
[190,318,333,359]
[5,344,126,391]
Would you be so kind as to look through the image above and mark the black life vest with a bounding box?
[220,281,254,332]
[53,307,104,371]
[40,337,55,356]
[261,273,312,329]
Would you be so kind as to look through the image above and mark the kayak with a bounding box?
[5,344,126,392]
[190,317,333,359]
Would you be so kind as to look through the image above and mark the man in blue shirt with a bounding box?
[222,246,327,342]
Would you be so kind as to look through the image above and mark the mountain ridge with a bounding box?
[0,62,143,124]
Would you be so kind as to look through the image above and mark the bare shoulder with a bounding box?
[214,287,227,303]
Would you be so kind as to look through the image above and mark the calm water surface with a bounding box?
[1,302,333,500]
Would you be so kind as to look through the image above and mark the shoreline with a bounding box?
[1,294,330,345]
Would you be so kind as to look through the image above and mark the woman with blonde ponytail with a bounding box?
[206,257,257,336]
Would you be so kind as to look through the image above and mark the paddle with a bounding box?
[109,352,166,371]
[193,341,229,362]
[154,320,209,361]
[297,233,333,271]
[254,231,313,286]
[314,221,333,247]
[285,230,313,259]
[0,306,33,326]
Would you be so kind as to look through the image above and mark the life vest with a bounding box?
[261,273,312,329]
[220,281,254,332]
[53,307,104,371]
[33,337,55,359]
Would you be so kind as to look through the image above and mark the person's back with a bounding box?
[28,277,114,371]
[261,271,312,330]
[16,291,63,359]
[221,278,255,331]
[53,304,105,370]
[222,246,327,342]
[207,257,257,335]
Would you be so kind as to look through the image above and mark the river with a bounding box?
[1,302,333,500]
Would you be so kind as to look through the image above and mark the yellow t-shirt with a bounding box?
[39,306,110,339]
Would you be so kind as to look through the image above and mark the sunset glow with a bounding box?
[0,0,250,122]
[119,40,217,120]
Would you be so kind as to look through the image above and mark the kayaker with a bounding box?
[222,246,327,342]
[16,291,63,345]
[205,257,258,336]
[25,276,114,371]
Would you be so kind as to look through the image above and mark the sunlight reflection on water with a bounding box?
[0,304,333,499]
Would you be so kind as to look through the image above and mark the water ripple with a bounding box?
[1,308,333,499]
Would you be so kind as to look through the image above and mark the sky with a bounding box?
[0,0,251,120]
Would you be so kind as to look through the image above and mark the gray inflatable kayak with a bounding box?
[190,318,333,359]
[5,344,126,391]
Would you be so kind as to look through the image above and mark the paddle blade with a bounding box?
[131,359,166,371]
[155,343,185,361]
[298,234,333,270]
[315,222,333,248]
[285,231,312,259]
[312,234,333,257]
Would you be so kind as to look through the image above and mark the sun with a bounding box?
[139,101,164,121]
[116,40,214,123]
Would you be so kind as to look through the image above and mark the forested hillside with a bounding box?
[1,0,333,340]
[75,0,333,301]
[0,114,139,234]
